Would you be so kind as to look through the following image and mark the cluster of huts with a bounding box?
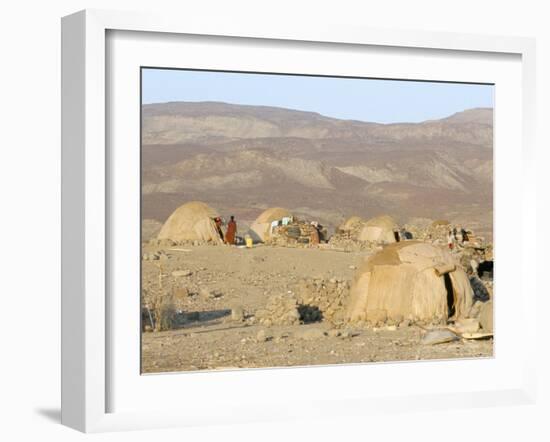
[149,201,493,330]
[156,202,326,246]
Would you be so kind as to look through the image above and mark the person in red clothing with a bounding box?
[214,217,224,241]
[225,215,237,245]
[447,230,454,250]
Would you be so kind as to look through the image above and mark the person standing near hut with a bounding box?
[447,230,454,250]
[225,215,237,245]
[214,217,224,241]
[309,221,320,245]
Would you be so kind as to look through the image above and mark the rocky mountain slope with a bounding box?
[142,102,493,238]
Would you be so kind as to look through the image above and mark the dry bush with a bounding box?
[142,263,178,332]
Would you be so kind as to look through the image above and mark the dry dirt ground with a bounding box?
[141,244,492,374]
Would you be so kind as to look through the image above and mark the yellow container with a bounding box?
[245,236,253,248]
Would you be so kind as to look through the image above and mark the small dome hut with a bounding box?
[157,201,223,243]
[358,215,399,243]
[345,241,473,323]
[249,207,292,242]
[339,216,364,231]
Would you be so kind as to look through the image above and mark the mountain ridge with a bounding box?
[141,101,493,239]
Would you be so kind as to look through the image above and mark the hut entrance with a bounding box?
[443,273,456,318]
[477,260,494,280]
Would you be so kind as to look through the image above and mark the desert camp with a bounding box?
[141,199,494,373]
[140,70,495,373]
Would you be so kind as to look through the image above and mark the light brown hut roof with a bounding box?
[346,241,473,323]
[157,201,222,243]
[357,215,398,243]
[339,216,364,231]
[254,207,292,224]
[431,219,450,227]
[365,215,398,229]
[249,207,293,242]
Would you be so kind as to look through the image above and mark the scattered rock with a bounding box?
[149,238,176,247]
[256,329,272,342]
[367,309,387,325]
[421,329,459,345]
[172,269,192,278]
[461,332,493,340]
[399,319,411,328]
[157,250,170,261]
[339,329,360,339]
[451,318,480,334]
[231,306,245,321]
[296,327,326,340]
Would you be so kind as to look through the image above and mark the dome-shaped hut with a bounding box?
[249,207,292,242]
[431,219,450,227]
[358,215,399,243]
[339,216,364,231]
[157,201,223,243]
[345,241,473,323]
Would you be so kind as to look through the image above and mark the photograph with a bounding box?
[140,68,495,374]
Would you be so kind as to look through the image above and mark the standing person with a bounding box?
[461,227,469,243]
[225,215,237,245]
[447,230,454,251]
[456,226,463,243]
[309,221,320,245]
[214,217,224,241]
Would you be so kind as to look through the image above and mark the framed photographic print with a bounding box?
[61,9,538,433]
[139,67,495,374]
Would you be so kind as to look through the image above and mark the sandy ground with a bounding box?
[141,244,493,374]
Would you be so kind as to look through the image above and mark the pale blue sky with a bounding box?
[142,68,494,124]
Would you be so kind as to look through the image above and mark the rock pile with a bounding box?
[268,221,327,247]
[404,221,489,251]
[142,250,170,261]
[254,293,301,326]
[327,233,377,252]
[328,222,374,252]
[293,277,350,325]
[148,238,222,247]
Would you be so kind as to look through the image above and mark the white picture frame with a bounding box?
[61,9,538,433]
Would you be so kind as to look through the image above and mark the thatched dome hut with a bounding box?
[431,219,450,227]
[345,241,473,323]
[358,215,398,243]
[339,216,364,231]
[157,201,223,243]
[249,207,292,242]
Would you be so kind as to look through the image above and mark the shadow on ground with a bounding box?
[35,408,61,423]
